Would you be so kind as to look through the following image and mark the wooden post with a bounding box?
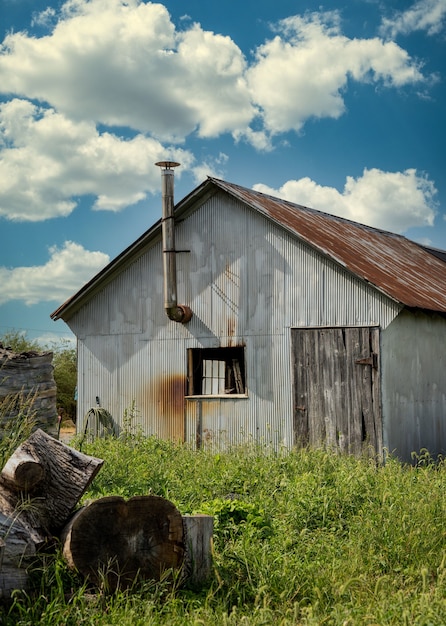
[182,514,213,587]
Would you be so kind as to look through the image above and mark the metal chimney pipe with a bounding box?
[155,161,192,324]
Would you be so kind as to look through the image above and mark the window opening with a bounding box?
[188,347,246,396]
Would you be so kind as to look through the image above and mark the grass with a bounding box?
[1,419,446,624]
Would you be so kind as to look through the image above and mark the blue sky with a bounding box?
[0,0,445,346]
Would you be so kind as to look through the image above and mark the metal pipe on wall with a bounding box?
[155,161,193,324]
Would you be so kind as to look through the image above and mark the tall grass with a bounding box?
[0,391,37,467]
[1,424,446,624]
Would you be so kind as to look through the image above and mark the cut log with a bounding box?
[61,495,185,590]
[1,448,44,491]
[0,565,29,599]
[0,429,104,535]
[0,430,104,598]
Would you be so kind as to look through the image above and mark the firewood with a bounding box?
[0,429,104,598]
[0,429,104,535]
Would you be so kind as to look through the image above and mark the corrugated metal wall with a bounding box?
[381,309,446,460]
[70,191,402,446]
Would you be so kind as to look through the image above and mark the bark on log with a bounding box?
[61,495,185,590]
[0,430,104,598]
[0,538,28,602]
[0,429,104,536]
[0,565,29,599]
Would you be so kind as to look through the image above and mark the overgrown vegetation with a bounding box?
[1,412,446,624]
[0,391,37,467]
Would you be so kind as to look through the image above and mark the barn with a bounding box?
[51,164,446,462]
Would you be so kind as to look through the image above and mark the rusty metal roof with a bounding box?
[51,177,446,321]
[208,178,446,313]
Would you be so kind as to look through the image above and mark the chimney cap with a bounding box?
[155,161,180,169]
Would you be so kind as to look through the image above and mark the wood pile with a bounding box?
[0,430,213,597]
[0,345,57,435]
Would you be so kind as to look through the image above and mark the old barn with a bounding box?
[52,165,446,462]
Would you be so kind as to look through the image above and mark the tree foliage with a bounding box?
[52,340,77,421]
[0,329,40,353]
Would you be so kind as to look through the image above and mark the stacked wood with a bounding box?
[0,345,58,435]
[0,429,103,598]
[0,430,213,597]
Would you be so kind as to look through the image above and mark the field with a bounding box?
[1,422,446,625]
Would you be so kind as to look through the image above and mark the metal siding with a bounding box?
[71,190,401,446]
[381,310,446,461]
[53,178,446,324]
[77,336,119,431]
[210,179,446,313]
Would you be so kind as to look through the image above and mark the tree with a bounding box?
[52,340,77,422]
[0,329,40,353]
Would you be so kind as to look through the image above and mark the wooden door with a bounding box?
[292,327,382,455]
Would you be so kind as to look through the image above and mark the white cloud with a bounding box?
[0,0,254,141]
[31,7,56,28]
[0,99,193,221]
[253,168,438,233]
[36,332,77,349]
[0,2,427,147]
[246,11,425,135]
[380,0,446,38]
[0,1,436,221]
[190,152,229,184]
[0,241,109,305]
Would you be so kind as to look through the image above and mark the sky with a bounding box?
[0,0,445,347]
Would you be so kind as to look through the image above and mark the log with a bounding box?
[61,495,185,590]
[0,429,104,535]
[182,514,213,587]
[1,448,44,491]
[0,565,29,599]
[0,539,28,600]
[0,430,104,597]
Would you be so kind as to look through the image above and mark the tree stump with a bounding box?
[61,495,185,590]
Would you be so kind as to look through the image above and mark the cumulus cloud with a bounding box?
[0,99,193,220]
[0,241,109,305]
[190,152,229,184]
[0,0,254,141]
[246,12,425,135]
[253,168,438,233]
[31,7,56,28]
[0,1,435,221]
[0,2,427,146]
[380,0,446,38]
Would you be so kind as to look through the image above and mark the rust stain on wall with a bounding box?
[153,374,186,441]
[227,316,236,343]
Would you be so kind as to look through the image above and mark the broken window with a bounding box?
[187,347,246,396]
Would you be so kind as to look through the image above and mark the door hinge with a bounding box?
[355,353,378,369]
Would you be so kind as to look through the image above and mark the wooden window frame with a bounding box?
[187,347,246,397]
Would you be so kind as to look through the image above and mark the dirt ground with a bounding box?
[59,420,76,444]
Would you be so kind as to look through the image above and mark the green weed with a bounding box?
[1,429,446,624]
